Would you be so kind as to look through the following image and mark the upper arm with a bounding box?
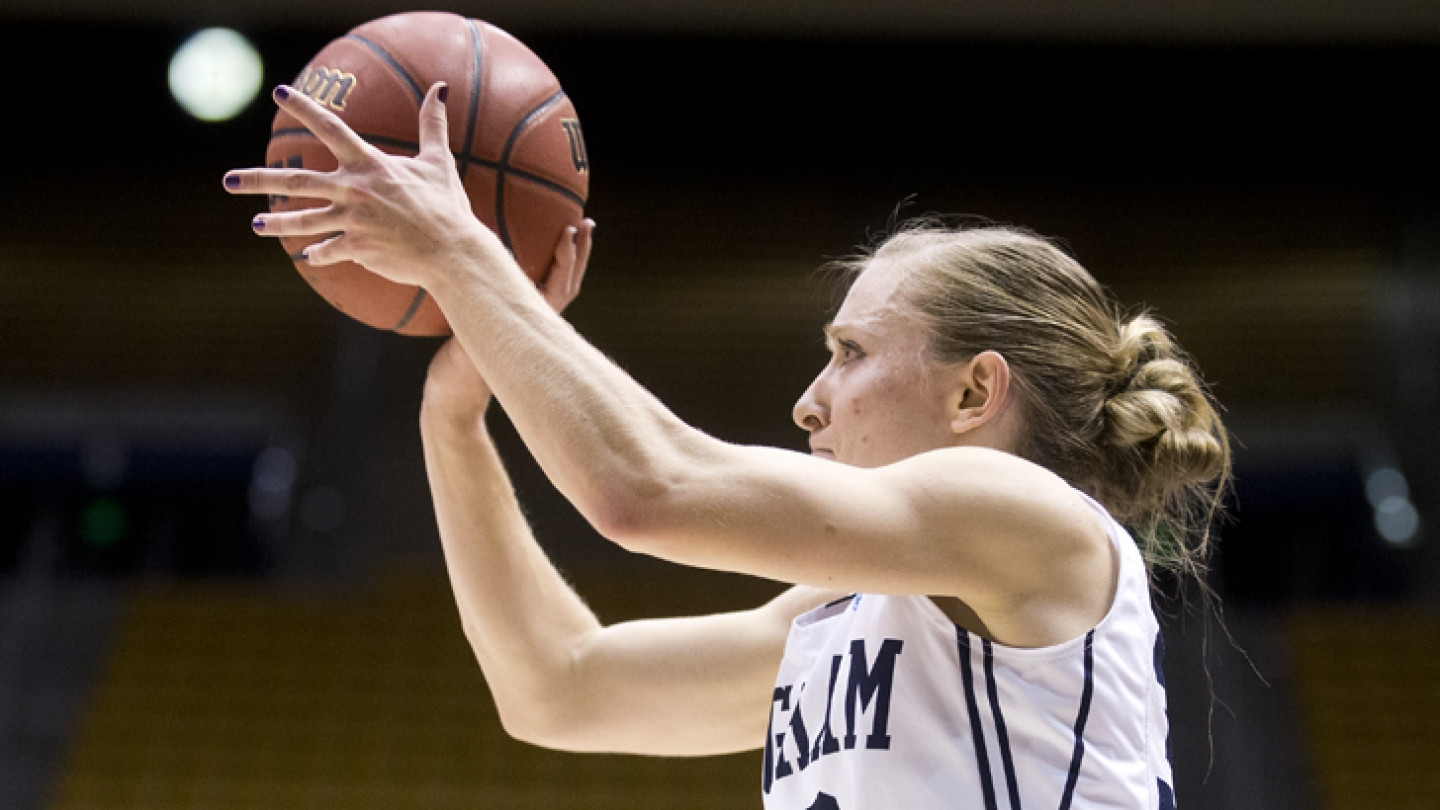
[523,585,842,756]
[606,443,1110,619]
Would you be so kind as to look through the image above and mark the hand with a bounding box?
[224,82,505,290]
[539,217,595,314]
[422,217,596,422]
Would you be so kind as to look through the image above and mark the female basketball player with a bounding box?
[226,84,1229,809]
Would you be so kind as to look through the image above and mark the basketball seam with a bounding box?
[457,19,485,184]
[495,89,570,253]
[345,33,425,106]
[391,288,431,332]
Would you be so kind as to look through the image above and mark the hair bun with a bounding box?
[1103,317,1227,485]
[1111,315,1173,385]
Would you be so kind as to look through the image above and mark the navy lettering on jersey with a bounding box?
[807,791,841,810]
[767,685,794,789]
[789,682,813,771]
[843,638,904,751]
[810,654,843,761]
[765,637,905,793]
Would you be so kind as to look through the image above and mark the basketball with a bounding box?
[266,12,590,336]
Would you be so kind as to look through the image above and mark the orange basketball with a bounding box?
[266,12,590,336]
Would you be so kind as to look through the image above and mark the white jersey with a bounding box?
[762,493,1176,810]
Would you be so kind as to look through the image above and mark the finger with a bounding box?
[298,232,347,266]
[539,225,577,310]
[250,205,343,238]
[223,167,344,199]
[418,83,452,161]
[272,84,373,168]
[569,218,596,300]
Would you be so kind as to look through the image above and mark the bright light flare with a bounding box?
[169,28,264,122]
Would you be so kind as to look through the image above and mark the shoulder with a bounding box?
[883,448,1116,643]
[881,446,1101,544]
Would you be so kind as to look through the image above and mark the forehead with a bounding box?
[832,258,909,330]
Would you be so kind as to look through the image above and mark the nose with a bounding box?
[792,373,829,433]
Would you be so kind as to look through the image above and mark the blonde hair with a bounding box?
[834,220,1231,580]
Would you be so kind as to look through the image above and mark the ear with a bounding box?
[949,350,1012,437]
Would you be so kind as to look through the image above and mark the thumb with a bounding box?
[419,82,452,159]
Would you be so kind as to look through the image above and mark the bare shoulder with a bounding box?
[882,447,1113,623]
[883,446,1103,541]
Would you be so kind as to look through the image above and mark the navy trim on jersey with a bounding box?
[982,639,1023,810]
[1058,630,1097,810]
[957,630,999,810]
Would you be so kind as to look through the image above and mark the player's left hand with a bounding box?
[223,81,506,290]
[540,218,595,313]
[422,217,594,420]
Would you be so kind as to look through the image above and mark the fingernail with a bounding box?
[224,174,240,189]
[437,84,449,105]
[570,228,578,244]
[252,216,265,232]
[273,85,290,101]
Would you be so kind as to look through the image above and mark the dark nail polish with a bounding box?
[571,229,578,244]
[252,216,265,232]
[273,85,290,101]
[224,174,240,189]
[437,85,449,105]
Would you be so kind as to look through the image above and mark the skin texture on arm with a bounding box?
[422,336,843,755]
[225,83,1116,650]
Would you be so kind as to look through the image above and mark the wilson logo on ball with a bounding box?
[561,118,589,174]
[296,65,358,111]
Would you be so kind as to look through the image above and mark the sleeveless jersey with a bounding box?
[762,493,1175,810]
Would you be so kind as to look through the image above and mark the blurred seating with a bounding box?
[49,574,771,810]
[1291,607,1440,810]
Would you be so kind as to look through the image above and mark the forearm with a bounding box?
[420,401,602,737]
[421,399,814,756]
[430,243,707,539]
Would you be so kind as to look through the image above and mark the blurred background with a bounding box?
[2,1,1438,808]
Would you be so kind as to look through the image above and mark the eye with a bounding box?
[836,340,865,365]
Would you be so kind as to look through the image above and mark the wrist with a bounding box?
[420,384,493,435]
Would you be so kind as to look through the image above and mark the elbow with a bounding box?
[496,704,568,750]
[492,684,609,753]
[584,480,680,557]
[579,423,718,555]
[457,619,604,752]
[586,489,649,551]
[581,456,696,557]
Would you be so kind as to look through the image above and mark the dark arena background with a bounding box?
[2,2,1439,808]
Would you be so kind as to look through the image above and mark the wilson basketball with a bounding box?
[266,12,590,336]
